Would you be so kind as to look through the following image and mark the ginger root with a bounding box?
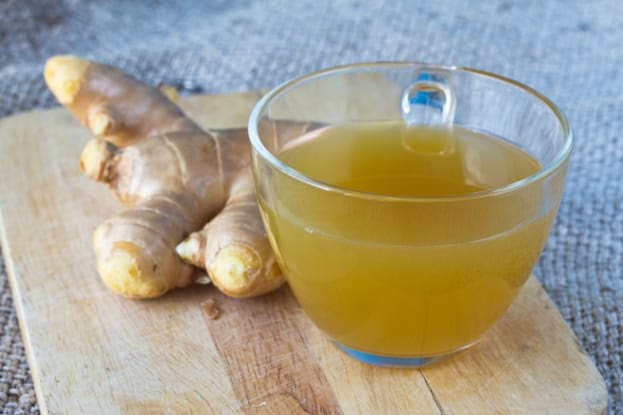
[44,55,200,146]
[44,55,283,298]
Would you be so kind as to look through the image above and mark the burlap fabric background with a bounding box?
[0,0,621,413]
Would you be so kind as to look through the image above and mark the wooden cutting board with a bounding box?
[0,91,607,415]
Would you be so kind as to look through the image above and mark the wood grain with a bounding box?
[207,288,341,415]
[0,91,607,415]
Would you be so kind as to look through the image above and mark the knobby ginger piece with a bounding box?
[44,55,285,298]
[176,170,282,297]
[45,55,199,146]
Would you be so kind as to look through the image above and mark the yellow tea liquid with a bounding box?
[259,121,555,357]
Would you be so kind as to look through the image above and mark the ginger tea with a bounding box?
[258,121,555,357]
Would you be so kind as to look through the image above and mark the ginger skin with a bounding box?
[44,55,200,146]
[44,55,283,298]
[176,170,282,297]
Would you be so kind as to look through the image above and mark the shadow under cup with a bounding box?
[248,63,573,367]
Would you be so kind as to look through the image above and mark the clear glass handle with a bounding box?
[401,70,456,127]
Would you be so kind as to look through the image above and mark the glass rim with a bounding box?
[248,61,574,202]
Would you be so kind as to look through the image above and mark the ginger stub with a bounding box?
[44,55,283,298]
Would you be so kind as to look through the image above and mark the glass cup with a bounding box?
[248,63,572,367]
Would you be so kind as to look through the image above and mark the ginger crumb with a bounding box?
[201,298,221,320]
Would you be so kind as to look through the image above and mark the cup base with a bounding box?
[335,343,454,368]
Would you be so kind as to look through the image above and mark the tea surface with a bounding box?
[280,122,541,196]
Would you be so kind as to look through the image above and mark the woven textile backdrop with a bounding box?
[0,1,621,414]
